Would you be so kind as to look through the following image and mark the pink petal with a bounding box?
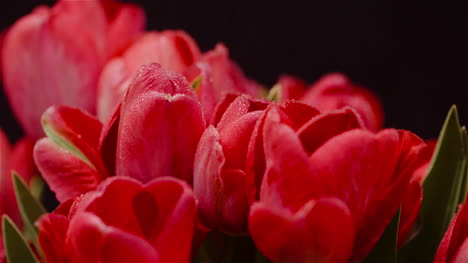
[117,64,205,183]
[105,2,146,57]
[2,1,107,138]
[33,138,102,202]
[97,31,201,121]
[97,58,131,122]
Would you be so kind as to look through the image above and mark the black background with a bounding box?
[1,0,467,141]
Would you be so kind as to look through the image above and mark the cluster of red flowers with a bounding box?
[0,1,467,263]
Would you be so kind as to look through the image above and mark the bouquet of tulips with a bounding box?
[1,1,467,263]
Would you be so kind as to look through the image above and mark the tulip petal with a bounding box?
[280,100,320,130]
[144,178,197,262]
[297,107,362,155]
[249,197,354,263]
[105,2,146,57]
[2,1,107,138]
[41,105,106,176]
[309,129,408,261]
[277,74,307,101]
[117,64,205,183]
[33,138,102,202]
[302,73,383,131]
[261,106,317,211]
[36,214,72,263]
[68,211,159,263]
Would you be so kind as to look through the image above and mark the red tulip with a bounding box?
[36,176,197,263]
[277,73,383,131]
[97,30,201,121]
[184,44,261,123]
[248,105,426,262]
[0,130,37,262]
[434,204,468,263]
[116,63,205,184]
[194,98,362,234]
[2,0,145,139]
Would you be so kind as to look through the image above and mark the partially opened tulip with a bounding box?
[248,105,428,262]
[184,44,262,123]
[36,176,197,263]
[2,0,145,138]
[276,73,383,131]
[116,63,205,184]
[34,63,205,203]
[0,129,37,262]
[194,97,363,234]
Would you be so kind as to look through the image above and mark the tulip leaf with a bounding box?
[12,172,46,246]
[405,105,468,262]
[2,215,39,263]
[191,75,203,91]
[266,84,281,102]
[363,209,400,263]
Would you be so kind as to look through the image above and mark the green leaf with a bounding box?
[266,84,281,102]
[191,75,203,91]
[364,209,400,263]
[2,215,39,263]
[405,105,468,262]
[12,172,46,249]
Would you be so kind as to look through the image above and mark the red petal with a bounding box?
[261,106,317,211]
[302,73,383,131]
[309,129,407,260]
[144,178,197,262]
[194,126,251,233]
[36,214,72,263]
[297,107,362,155]
[193,126,226,228]
[98,104,121,176]
[33,138,102,202]
[117,64,205,183]
[186,44,260,121]
[249,198,354,263]
[280,100,320,130]
[100,229,159,263]
[277,74,307,101]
